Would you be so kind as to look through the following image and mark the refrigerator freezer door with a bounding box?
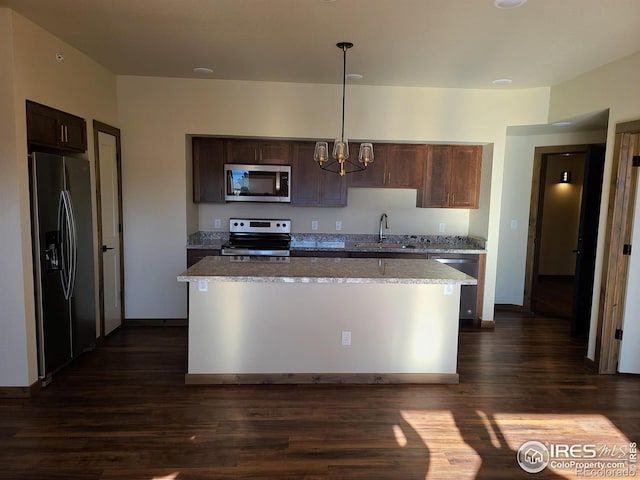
[30,152,73,379]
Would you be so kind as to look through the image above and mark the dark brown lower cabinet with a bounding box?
[187,249,220,267]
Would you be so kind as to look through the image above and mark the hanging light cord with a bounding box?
[340,43,347,143]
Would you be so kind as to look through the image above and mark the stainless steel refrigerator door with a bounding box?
[64,156,96,356]
[30,152,73,379]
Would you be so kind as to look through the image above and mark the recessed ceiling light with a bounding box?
[345,73,363,81]
[193,67,213,74]
[552,121,572,127]
[492,78,512,86]
[494,0,526,8]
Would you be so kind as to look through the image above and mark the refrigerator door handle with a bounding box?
[61,190,77,299]
[57,191,70,299]
[64,190,78,297]
[58,190,75,300]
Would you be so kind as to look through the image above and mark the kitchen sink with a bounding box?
[354,243,416,249]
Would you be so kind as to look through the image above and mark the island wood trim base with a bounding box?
[185,372,459,385]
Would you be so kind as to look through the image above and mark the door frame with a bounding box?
[594,120,640,373]
[93,121,124,338]
[524,144,592,316]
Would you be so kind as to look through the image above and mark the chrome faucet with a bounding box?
[379,213,388,243]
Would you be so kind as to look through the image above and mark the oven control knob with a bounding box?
[233,222,239,227]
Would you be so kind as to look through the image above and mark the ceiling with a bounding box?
[1,0,640,90]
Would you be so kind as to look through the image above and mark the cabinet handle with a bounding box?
[452,193,455,204]
[64,125,68,143]
[388,172,391,184]
[447,192,450,204]
[60,125,65,142]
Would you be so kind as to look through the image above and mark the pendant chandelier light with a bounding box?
[314,42,374,177]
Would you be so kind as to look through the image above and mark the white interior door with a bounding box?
[618,158,640,373]
[98,131,122,335]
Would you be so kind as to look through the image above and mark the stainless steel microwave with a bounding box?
[224,164,291,203]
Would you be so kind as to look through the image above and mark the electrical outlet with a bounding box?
[214,218,221,229]
[311,220,318,231]
[439,223,446,233]
[341,330,351,346]
[510,219,518,230]
[444,284,453,296]
[335,221,342,231]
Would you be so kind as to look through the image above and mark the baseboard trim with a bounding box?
[124,318,188,327]
[495,304,527,313]
[584,356,598,373]
[185,372,459,385]
[480,319,495,329]
[0,379,42,398]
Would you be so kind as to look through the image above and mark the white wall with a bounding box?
[548,52,640,359]
[0,9,33,387]
[495,130,606,305]
[0,9,118,387]
[197,188,470,236]
[117,75,550,321]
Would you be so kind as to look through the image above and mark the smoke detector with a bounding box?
[494,0,526,8]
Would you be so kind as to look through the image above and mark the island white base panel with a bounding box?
[186,282,460,384]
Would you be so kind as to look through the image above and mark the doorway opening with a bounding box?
[524,144,606,342]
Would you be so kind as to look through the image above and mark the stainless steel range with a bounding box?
[221,218,291,257]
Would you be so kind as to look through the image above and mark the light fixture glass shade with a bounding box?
[314,142,329,165]
[560,170,571,183]
[359,143,374,165]
[332,139,349,161]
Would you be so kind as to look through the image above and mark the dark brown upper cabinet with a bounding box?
[26,100,87,152]
[348,143,425,189]
[291,142,347,207]
[192,137,225,203]
[225,139,292,165]
[418,145,482,209]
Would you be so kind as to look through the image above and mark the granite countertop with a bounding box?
[177,256,477,285]
[187,232,487,254]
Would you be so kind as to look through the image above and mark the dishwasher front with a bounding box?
[430,254,479,320]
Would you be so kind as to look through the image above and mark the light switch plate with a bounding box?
[444,284,454,296]
[311,220,318,231]
[439,223,446,233]
[198,280,208,292]
[341,330,352,346]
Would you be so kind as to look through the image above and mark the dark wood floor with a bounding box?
[1,312,639,479]
[533,275,575,319]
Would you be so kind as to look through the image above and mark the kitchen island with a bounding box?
[177,256,476,384]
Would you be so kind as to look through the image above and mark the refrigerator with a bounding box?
[29,152,96,385]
